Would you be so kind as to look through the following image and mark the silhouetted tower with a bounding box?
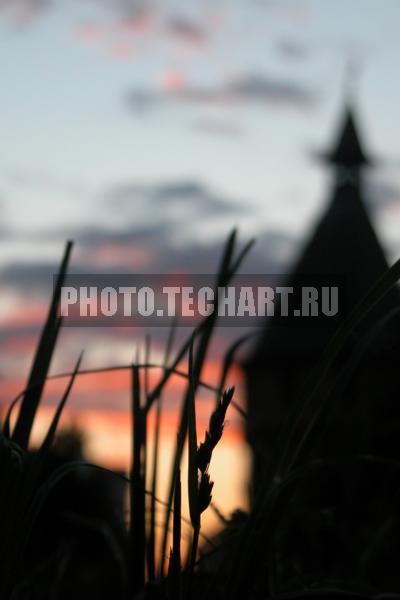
[244,104,400,490]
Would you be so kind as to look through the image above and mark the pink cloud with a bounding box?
[73,21,107,45]
[118,8,156,35]
[0,0,49,26]
[0,334,37,355]
[76,241,154,269]
[0,301,47,329]
[160,69,186,92]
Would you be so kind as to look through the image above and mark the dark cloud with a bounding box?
[275,39,310,61]
[124,90,159,111]
[0,177,259,278]
[0,261,60,290]
[102,179,248,218]
[76,0,152,18]
[73,222,170,246]
[226,74,315,106]
[167,16,206,45]
[127,73,317,113]
[0,0,50,25]
[0,225,294,293]
[0,173,294,286]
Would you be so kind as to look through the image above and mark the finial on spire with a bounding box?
[344,54,362,104]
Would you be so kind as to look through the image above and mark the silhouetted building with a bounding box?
[244,104,400,490]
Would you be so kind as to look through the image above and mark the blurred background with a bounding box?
[1,0,400,536]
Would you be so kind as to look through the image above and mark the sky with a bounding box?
[1,0,400,535]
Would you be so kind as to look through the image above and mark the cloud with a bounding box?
[159,69,186,92]
[102,179,248,223]
[0,174,295,285]
[275,39,311,61]
[2,177,267,273]
[191,118,244,138]
[0,222,294,293]
[0,0,50,25]
[82,0,154,19]
[127,73,317,113]
[166,16,206,45]
[0,213,294,413]
[71,8,210,63]
[226,74,315,106]
[0,261,64,291]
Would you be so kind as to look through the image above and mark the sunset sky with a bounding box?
[1,0,400,535]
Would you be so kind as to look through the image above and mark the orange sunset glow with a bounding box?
[1,321,250,541]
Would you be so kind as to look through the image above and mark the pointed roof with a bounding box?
[247,183,398,363]
[244,105,398,366]
[323,105,371,168]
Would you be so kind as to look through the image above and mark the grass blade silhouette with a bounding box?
[130,364,146,592]
[159,230,252,572]
[12,241,73,449]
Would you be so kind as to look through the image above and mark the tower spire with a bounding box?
[324,105,371,168]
